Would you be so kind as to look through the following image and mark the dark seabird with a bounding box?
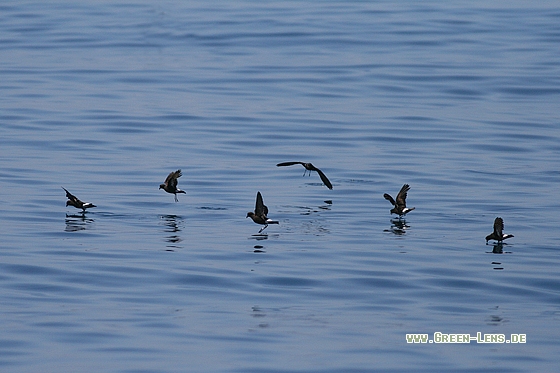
[246,191,279,233]
[384,184,415,217]
[62,187,96,212]
[159,169,186,202]
[276,162,333,190]
[486,217,514,244]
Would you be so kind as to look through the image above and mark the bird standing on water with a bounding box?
[486,217,514,244]
[159,169,186,202]
[62,187,96,212]
[384,184,415,218]
[276,162,333,190]
[246,191,279,233]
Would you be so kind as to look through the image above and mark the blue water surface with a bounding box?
[1,1,559,372]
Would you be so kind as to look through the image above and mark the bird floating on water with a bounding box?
[486,217,514,244]
[159,169,186,202]
[246,191,279,233]
[276,162,333,190]
[384,184,415,218]
[62,187,96,212]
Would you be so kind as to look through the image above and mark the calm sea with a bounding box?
[1,1,559,372]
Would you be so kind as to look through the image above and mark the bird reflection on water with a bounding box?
[65,212,94,232]
[384,217,410,235]
[160,214,184,249]
[295,201,332,216]
[486,242,512,255]
[492,243,504,254]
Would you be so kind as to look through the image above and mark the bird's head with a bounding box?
[159,184,165,190]
[246,212,253,218]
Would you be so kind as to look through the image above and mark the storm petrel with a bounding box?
[384,184,415,217]
[159,169,186,202]
[486,217,514,244]
[246,191,279,233]
[276,162,333,190]
[62,187,96,212]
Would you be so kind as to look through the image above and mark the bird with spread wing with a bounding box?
[62,187,96,212]
[246,191,279,233]
[384,184,415,217]
[276,161,333,190]
[159,169,186,202]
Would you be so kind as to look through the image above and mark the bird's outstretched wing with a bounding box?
[493,217,504,237]
[383,193,396,206]
[255,191,267,217]
[165,169,182,189]
[62,187,82,205]
[315,168,333,190]
[395,184,411,209]
[276,162,303,167]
